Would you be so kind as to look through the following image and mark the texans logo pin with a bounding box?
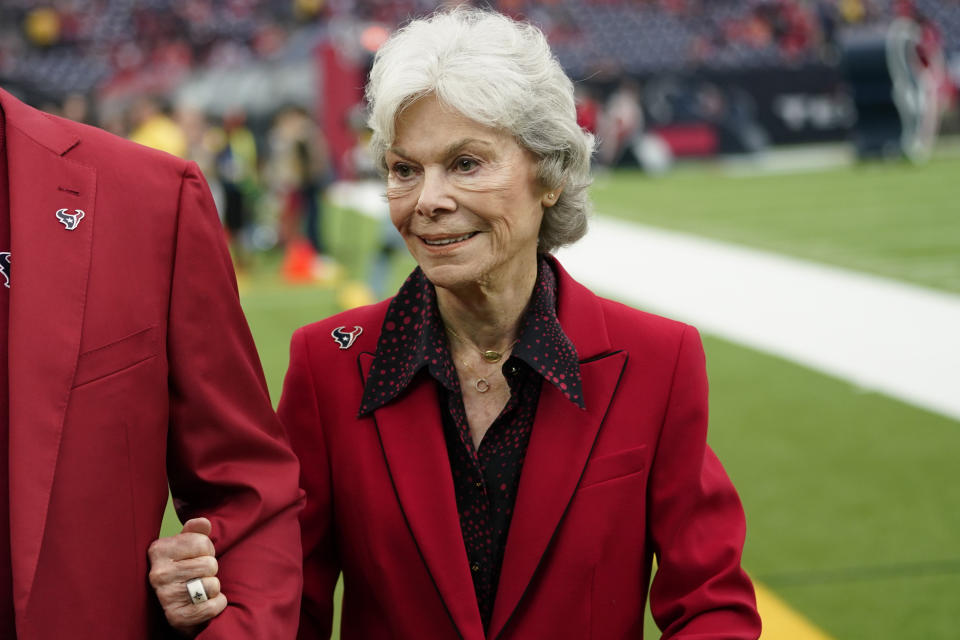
[332,326,363,350]
[56,208,85,230]
[0,252,10,289]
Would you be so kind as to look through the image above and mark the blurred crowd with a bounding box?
[510,0,960,76]
[3,0,959,98]
[0,0,310,99]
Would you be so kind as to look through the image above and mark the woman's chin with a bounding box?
[419,261,486,292]
[414,239,538,294]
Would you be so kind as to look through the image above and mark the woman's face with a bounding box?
[385,95,556,293]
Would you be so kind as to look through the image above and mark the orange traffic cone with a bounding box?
[282,239,316,283]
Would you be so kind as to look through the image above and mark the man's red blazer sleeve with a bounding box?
[164,162,304,639]
[647,325,762,638]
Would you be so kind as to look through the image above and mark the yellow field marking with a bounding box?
[755,581,835,640]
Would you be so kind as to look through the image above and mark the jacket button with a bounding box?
[471,562,481,572]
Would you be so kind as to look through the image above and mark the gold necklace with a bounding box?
[458,357,493,393]
[445,325,518,364]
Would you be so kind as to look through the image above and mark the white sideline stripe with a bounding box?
[557,217,960,423]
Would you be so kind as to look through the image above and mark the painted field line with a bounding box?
[754,582,834,640]
[557,216,960,423]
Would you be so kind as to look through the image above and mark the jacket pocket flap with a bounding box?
[579,445,648,489]
[74,326,159,387]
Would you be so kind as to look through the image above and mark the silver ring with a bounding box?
[186,578,208,604]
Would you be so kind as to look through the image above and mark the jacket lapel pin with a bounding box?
[332,326,363,349]
[0,252,9,288]
[55,208,85,230]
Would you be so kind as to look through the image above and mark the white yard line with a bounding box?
[557,217,960,422]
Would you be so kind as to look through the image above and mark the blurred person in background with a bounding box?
[574,84,601,137]
[896,2,956,117]
[215,109,259,271]
[268,105,331,255]
[150,8,760,639]
[336,103,407,299]
[0,85,303,639]
[61,92,93,125]
[598,78,645,167]
[129,95,188,158]
[177,105,226,218]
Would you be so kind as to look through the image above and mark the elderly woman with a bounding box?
[150,8,760,639]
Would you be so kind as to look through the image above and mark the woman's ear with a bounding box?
[541,188,562,207]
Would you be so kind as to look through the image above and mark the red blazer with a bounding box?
[1,88,303,639]
[279,258,760,639]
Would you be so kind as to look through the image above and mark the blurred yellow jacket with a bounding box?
[130,113,188,158]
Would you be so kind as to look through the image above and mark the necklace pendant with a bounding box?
[475,378,490,393]
[482,350,502,363]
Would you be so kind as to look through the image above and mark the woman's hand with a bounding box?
[148,518,228,636]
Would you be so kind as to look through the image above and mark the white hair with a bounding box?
[366,7,595,253]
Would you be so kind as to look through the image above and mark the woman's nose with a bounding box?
[415,168,456,217]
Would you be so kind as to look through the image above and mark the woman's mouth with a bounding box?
[421,232,478,246]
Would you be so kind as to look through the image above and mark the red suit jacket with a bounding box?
[0,88,303,639]
[279,258,761,639]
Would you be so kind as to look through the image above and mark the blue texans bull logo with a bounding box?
[0,252,10,289]
[331,325,363,349]
[56,208,85,230]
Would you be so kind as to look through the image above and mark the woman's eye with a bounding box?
[454,157,478,172]
[392,163,413,178]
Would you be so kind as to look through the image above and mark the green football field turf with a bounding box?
[161,153,960,638]
[591,152,960,294]
[702,335,960,639]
